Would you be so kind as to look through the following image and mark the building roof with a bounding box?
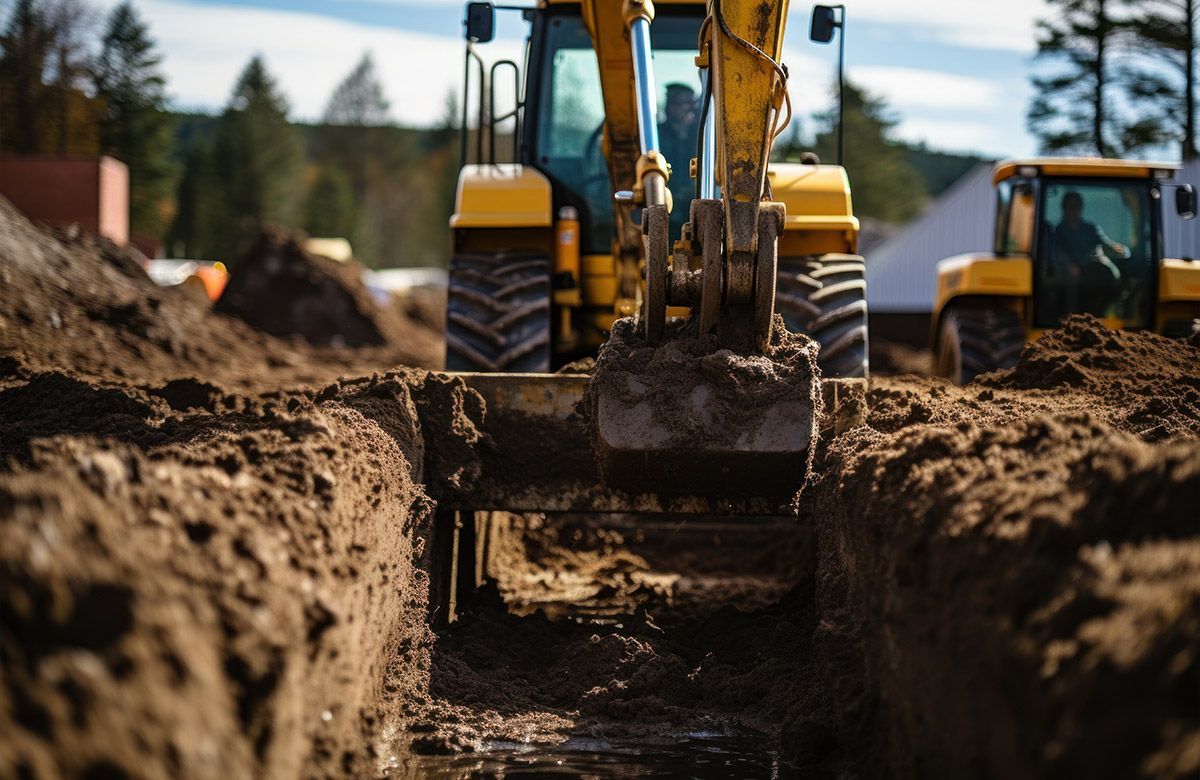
[866,163,995,313]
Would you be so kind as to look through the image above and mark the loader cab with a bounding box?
[460,2,705,250]
[996,171,1162,329]
[934,158,1199,385]
[522,4,704,250]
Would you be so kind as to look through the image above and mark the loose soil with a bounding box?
[2,191,1197,779]
[582,317,822,498]
[0,199,453,778]
[215,229,434,356]
[0,200,442,389]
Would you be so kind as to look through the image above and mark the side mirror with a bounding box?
[464,1,495,43]
[810,5,837,43]
[1177,183,1196,220]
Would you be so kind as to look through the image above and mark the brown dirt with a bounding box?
[216,229,438,362]
[0,198,462,778]
[0,376,438,778]
[0,199,441,389]
[4,182,1198,779]
[811,315,1200,778]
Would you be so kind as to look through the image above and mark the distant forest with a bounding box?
[2,0,998,270]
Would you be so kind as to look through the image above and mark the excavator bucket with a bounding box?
[437,369,863,517]
[591,379,817,499]
[584,320,823,500]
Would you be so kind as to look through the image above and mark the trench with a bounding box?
[390,318,1200,778]
[2,190,1196,779]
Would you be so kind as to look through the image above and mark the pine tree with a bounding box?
[1028,0,1126,156]
[303,164,358,239]
[44,0,99,154]
[812,81,928,224]
[323,52,390,127]
[94,1,175,239]
[0,0,53,153]
[210,55,304,260]
[167,140,221,259]
[1120,0,1197,159]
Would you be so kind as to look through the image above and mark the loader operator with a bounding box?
[658,83,700,235]
[1051,191,1128,316]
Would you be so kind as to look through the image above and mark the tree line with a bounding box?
[0,0,458,265]
[0,0,1194,259]
[1,0,174,237]
[1029,0,1197,159]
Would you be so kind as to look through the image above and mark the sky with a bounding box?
[107,0,1050,158]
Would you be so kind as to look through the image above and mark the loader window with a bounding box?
[534,13,703,252]
[1036,179,1155,328]
[1005,180,1036,255]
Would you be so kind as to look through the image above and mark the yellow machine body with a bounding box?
[932,157,1200,356]
[452,160,858,350]
[450,0,860,357]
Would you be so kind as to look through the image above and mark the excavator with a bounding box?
[431,0,868,620]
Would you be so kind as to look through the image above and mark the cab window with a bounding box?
[1035,179,1155,328]
[535,13,702,252]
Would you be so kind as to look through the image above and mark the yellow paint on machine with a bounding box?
[992,157,1181,184]
[933,254,1032,315]
[450,164,553,229]
[1159,258,1200,302]
[770,164,859,256]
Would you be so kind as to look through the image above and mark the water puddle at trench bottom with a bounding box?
[401,730,803,778]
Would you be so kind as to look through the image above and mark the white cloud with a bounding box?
[126,0,519,124]
[837,0,1047,52]
[890,117,1034,157]
[851,66,1002,111]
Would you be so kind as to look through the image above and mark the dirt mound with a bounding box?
[811,322,1200,777]
[978,314,1200,439]
[0,197,441,388]
[216,228,427,352]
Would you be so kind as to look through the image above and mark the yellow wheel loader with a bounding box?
[932,158,1199,385]
[432,0,868,621]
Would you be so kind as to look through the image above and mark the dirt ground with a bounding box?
[1,196,1197,779]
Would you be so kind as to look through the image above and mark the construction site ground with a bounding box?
[1,198,1197,778]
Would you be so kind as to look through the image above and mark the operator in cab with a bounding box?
[658,83,700,235]
[1051,191,1128,315]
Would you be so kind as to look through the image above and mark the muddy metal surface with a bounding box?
[1,197,1197,779]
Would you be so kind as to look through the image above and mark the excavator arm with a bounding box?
[579,0,791,349]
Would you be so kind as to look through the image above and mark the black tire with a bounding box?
[446,251,550,372]
[776,254,869,378]
[935,306,1025,385]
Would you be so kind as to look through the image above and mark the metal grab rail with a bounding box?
[488,59,521,164]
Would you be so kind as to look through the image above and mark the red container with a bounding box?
[0,155,129,245]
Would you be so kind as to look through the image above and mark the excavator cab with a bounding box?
[530,7,704,247]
